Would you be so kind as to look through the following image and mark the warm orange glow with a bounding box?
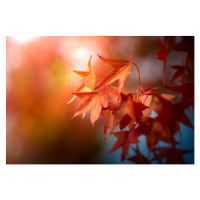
[8,36,192,164]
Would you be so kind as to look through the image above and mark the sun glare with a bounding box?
[12,36,39,44]
[72,46,97,71]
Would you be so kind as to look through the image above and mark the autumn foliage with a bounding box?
[68,36,194,164]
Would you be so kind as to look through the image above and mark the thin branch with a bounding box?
[152,149,162,164]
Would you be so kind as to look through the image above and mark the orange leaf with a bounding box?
[101,109,111,141]
[72,86,108,126]
[67,56,96,104]
[67,83,91,104]
[95,42,134,95]
[73,71,90,79]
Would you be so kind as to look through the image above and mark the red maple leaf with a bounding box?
[119,102,149,130]
[154,147,192,164]
[105,87,135,133]
[68,38,194,164]
[147,92,193,129]
[165,83,194,104]
[108,124,139,161]
[106,85,148,131]
[136,115,172,151]
[127,146,150,164]
[170,65,186,83]
[157,36,176,85]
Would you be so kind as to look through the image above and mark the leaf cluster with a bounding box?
[68,37,194,164]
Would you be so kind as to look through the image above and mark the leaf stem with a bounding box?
[131,62,140,101]
[163,62,166,86]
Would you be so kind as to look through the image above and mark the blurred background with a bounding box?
[6,36,194,164]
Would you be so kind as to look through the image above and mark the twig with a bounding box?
[152,149,162,164]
